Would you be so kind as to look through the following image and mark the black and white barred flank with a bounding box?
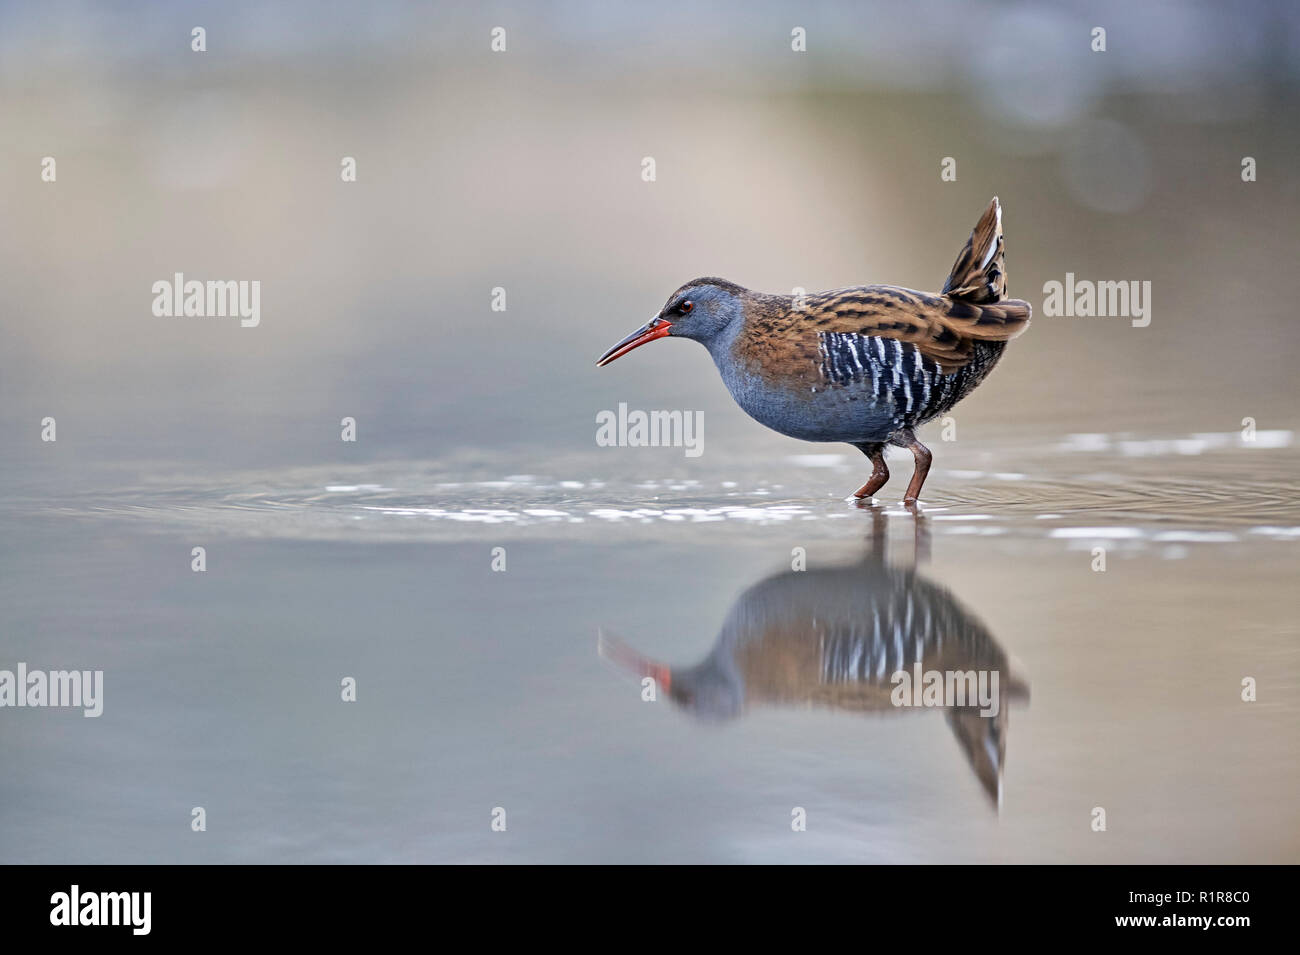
[816,331,1006,427]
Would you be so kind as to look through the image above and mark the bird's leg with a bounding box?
[851,442,889,500]
[890,429,932,506]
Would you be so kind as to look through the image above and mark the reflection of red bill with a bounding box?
[597,630,671,693]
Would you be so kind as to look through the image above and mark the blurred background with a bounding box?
[1,1,1297,863]
[2,0,1297,473]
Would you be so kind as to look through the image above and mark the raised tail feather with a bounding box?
[937,196,1030,348]
[785,198,1031,374]
[944,197,1009,303]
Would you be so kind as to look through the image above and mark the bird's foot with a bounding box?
[851,443,889,502]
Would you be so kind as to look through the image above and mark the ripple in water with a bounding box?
[12,431,1298,545]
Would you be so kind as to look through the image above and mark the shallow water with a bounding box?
[2,431,1296,863]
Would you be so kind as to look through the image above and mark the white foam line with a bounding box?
[1050,527,1144,539]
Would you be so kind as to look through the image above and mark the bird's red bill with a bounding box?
[596,318,672,367]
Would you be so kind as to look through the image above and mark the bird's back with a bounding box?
[714,198,1029,443]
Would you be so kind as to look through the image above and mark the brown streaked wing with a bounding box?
[739,285,1029,376]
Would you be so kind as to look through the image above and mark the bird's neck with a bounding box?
[700,313,745,365]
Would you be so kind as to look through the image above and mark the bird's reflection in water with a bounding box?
[600,512,1029,808]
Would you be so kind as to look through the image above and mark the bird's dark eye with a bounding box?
[678,300,694,315]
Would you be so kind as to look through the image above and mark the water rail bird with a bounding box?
[596,198,1031,504]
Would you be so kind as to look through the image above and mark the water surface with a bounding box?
[2,431,1295,863]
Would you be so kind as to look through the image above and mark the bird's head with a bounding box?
[598,630,744,721]
[596,278,746,366]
